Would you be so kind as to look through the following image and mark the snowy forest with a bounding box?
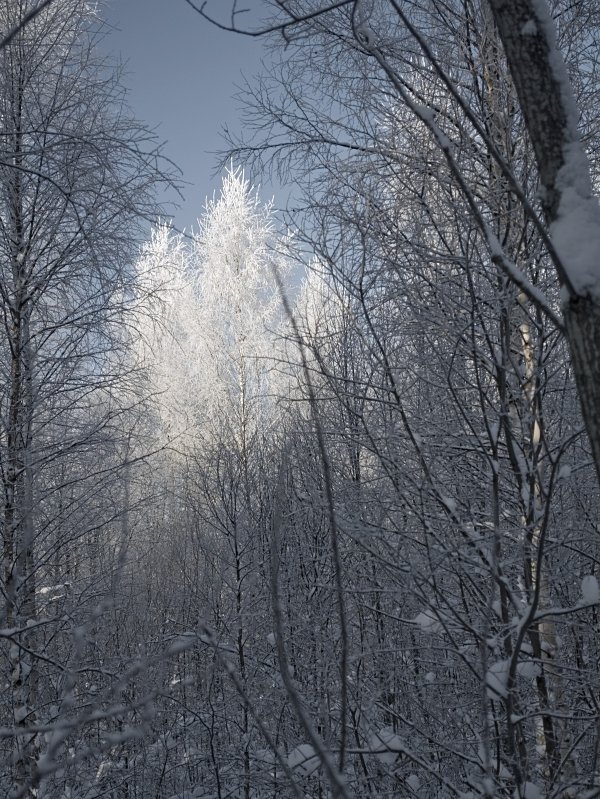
[2,0,600,798]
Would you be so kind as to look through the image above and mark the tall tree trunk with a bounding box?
[487,0,600,483]
[3,67,39,796]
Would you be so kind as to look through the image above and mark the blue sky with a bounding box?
[103,0,267,232]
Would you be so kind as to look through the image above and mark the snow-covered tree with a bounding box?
[193,166,285,445]
[135,223,203,443]
[127,169,294,799]
[0,1,171,794]
[196,0,600,482]
[184,2,600,795]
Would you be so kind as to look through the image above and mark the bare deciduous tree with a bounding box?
[0,1,173,795]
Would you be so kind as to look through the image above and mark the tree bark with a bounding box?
[563,296,600,473]
[487,0,600,482]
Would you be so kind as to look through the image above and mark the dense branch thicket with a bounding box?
[129,1,600,797]
[0,1,172,796]
[2,1,600,798]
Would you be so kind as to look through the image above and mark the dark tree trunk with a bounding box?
[487,0,600,483]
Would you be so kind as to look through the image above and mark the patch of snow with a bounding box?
[517,660,541,680]
[488,420,500,443]
[486,660,509,699]
[267,632,276,646]
[356,23,376,48]
[521,19,537,35]
[287,744,320,776]
[581,575,600,604]
[369,727,405,766]
[441,496,456,514]
[414,609,442,634]
[513,782,542,799]
[558,464,571,480]
[254,748,275,765]
[552,172,600,296]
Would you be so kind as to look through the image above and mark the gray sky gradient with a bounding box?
[103,0,267,233]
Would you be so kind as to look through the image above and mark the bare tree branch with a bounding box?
[0,0,55,51]
[182,0,353,37]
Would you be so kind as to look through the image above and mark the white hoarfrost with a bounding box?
[135,167,288,452]
[193,166,288,439]
[134,224,203,443]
